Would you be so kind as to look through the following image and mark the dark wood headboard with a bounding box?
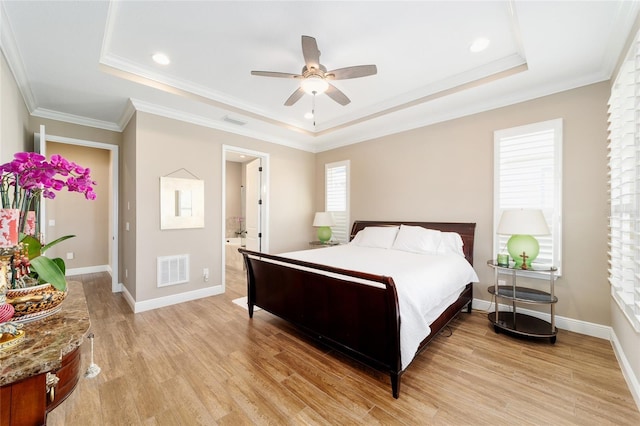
[350,221,476,266]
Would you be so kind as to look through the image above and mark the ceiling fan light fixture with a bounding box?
[301,77,329,94]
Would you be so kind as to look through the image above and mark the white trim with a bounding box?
[31,107,121,132]
[123,284,224,314]
[473,298,611,340]
[66,264,110,276]
[611,329,640,412]
[130,98,308,152]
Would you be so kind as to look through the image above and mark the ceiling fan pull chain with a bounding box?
[312,92,317,127]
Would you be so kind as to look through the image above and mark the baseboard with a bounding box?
[124,285,225,313]
[472,298,611,340]
[66,264,110,276]
[611,329,640,411]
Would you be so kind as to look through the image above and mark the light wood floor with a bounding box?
[46,269,640,425]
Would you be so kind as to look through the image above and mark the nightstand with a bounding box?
[487,260,558,343]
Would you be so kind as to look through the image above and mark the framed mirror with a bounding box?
[160,176,204,229]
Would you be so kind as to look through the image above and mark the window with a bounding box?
[608,31,640,332]
[494,119,563,275]
[325,160,350,243]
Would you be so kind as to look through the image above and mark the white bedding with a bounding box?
[279,244,479,370]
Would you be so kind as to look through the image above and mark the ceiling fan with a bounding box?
[251,35,377,106]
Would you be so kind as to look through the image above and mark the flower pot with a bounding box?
[0,208,20,248]
[6,283,67,323]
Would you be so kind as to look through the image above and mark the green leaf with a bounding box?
[41,234,75,254]
[20,234,42,260]
[52,257,66,275]
[30,256,67,291]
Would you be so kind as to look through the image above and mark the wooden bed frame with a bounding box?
[238,220,476,398]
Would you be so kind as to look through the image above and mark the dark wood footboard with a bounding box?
[240,251,402,384]
[239,221,476,398]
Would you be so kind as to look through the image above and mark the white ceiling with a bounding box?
[1,1,638,153]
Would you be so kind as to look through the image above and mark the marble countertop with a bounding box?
[0,281,90,387]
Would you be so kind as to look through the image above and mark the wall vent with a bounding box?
[222,115,247,126]
[157,254,189,287]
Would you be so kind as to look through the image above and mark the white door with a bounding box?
[245,158,262,252]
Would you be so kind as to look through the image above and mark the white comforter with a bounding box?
[279,244,479,370]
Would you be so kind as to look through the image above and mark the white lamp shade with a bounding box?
[301,77,329,94]
[497,209,550,235]
[313,212,335,227]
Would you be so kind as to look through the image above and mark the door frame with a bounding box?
[221,145,269,288]
[37,130,120,293]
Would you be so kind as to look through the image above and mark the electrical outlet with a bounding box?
[66,252,74,260]
[498,279,506,286]
[125,269,128,278]
[203,268,209,282]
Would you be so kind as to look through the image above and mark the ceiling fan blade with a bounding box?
[326,64,378,80]
[284,87,305,106]
[325,84,350,106]
[251,71,302,79]
[301,35,321,70]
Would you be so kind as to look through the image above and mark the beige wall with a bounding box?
[1,51,30,159]
[44,142,110,269]
[316,82,610,327]
[132,112,315,302]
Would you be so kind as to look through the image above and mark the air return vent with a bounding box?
[222,115,247,126]
[157,254,189,287]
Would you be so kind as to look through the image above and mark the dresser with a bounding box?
[0,282,90,425]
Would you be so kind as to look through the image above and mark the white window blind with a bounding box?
[608,32,640,332]
[325,160,350,243]
[494,119,563,275]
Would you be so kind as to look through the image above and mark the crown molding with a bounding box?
[0,2,37,113]
[129,98,314,152]
[31,107,122,132]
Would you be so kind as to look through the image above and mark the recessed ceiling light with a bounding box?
[469,37,490,53]
[304,112,314,119]
[152,52,170,65]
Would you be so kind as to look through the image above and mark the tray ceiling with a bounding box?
[1,1,637,152]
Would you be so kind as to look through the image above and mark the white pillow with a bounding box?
[351,226,399,249]
[391,225,442,254]
[437,232,465,257]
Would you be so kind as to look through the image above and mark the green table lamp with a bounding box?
[497,209,550,270]
[313,212,335,243]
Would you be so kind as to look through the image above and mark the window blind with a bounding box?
[608,37,640,332]
[494,119,563,274]
[325,160,350,243]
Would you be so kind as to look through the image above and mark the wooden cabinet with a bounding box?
[0,282,89,426]
[0,346,81,426]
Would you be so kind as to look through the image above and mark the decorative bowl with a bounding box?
[6,283,67,323]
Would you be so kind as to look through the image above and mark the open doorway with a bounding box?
[222,145,269,290]
[36,126,120,293]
